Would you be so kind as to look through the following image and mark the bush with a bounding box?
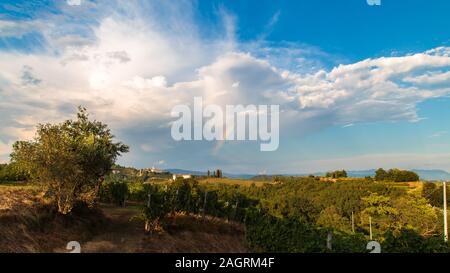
[381,229,450,253]
[326,170,347,179]
[100,180,128,206]
[245,210,327,253]
[137,184,171,232]
[0,163,30,182]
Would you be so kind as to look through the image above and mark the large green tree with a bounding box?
[10,107,129,214]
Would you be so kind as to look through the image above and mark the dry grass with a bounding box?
[0,182,108,253]
[139,213,247,253]
[0,183,247,253]
[0,182,43,211]
[77,205,247,253]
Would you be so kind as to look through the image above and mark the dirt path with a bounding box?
[76,204,144,253]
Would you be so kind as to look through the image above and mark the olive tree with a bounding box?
[11,107,129,214]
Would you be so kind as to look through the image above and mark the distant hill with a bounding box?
[344,169,450,181]
[165,168,450,181]
[164,169,207,176]
[164,169,254,179]
[412,169,450,181]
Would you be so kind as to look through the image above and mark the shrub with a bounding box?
[100,180,128,206]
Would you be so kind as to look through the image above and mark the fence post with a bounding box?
[351,211,355,233]
[145,192,152,232]
[327,232,333,251]
[203,191,208,218]
[234,200,239,221]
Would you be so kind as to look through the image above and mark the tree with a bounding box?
[11,107,129,214]
[360,192,398,237]
[391,194,438,236]
[375,168,388,181]
[316,206,351,233]
[375,168,419,182]
[326,170,347,179]
[422,182,450,208]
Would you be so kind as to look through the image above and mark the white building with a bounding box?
[139,167,169,176]
[172,174,192,180]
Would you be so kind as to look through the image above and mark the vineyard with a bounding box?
[99,175,450,253]
[2,108,450,253]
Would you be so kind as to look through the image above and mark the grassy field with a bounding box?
[197,177,269,187]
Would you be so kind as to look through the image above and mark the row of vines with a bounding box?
[99,176,450,253]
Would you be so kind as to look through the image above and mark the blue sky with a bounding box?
[1,0,450,173]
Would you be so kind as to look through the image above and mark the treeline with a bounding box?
[0,163,29,182]
[326,170,347,179]
[422,182,450,208]
[207,169,223,178]
[375,168,419,182]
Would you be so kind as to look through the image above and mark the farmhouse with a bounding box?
[139,167,169,176]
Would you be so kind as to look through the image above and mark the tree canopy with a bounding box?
[10,107,129,214]
[375,168,419,182]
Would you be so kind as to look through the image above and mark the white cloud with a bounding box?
[67,0,82,6]
[0,20,36,38]
[1,1,450,167]
[157,160,165,165]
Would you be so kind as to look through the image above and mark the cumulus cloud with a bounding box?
[1,1,450,169]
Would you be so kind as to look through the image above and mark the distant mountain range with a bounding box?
[341,169,450,181]
[165,169,255,179]
[165,168,450,181]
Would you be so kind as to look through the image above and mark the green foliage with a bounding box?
[137,184,171,232]
[422,182,449,208]
[130,180,258,232]
[375,168,388,181]
[381,229,450,253]
[326,170,347,179]
[245,209,367,253]
[391,194,438,236]
[0,163,30,182]
[245,209,327,252]
[210,169,223,178]
[375,168,419,182]
[94,174,448,252]
[316,206,351,233]
[100,174,129,206]
[10,107,129,214]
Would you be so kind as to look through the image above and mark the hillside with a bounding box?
[166,168,450,181]
[0,184,246,253]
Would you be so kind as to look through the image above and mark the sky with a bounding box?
[1,0,450,174]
